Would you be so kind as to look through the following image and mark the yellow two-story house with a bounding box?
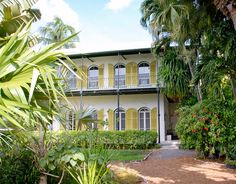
[54,48,178,143]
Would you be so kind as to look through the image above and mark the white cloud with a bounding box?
[32,0,80,33]
[105,0,134,11]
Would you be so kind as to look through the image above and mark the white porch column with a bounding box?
[159,94,166,143]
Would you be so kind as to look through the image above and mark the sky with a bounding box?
[32,0,153,53]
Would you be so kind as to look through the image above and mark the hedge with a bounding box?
[56,130,158,149]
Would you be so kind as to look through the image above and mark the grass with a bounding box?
[109,149,150,162]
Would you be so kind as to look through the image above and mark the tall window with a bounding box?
[138,62,150,85]
[114,64,126,87]
[139,107,150,131]
[115,108,125,130]
[88,111,98,130]
[67,69,77,89]
[66,111,76,130]
[88,66,98,88]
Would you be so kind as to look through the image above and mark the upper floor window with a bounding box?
[66,111,76,130]
[88,66,98,88]
[114,108,125,131]
[139,107,150,131]
[114,64,126,87]
[67,69,77,90]
[138,62,150,85]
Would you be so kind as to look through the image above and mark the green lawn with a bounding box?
[109,149,150,162]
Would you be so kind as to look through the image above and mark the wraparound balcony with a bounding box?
[65,75,160,96]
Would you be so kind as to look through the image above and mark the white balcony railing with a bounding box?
[66,75,158,91]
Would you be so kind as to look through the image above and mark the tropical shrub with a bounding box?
[67,147,113,184]
[57,130,157,150]
[176,99,236,159]
[0,145,39,184]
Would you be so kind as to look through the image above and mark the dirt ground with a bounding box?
[113,148,236,184]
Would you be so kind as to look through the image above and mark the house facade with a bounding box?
[55,48,178,143]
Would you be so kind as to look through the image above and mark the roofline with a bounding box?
[67,48,151,59]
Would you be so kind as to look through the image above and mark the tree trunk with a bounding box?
[39,174,47,184]
[188,61,202,102]
[230,75,236,100]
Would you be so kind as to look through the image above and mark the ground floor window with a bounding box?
[139,107,150,130]
[115,108,125,130]
[66,111,76,130]
[88,111,98,130]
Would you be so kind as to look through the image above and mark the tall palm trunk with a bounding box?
[188,61,202,101]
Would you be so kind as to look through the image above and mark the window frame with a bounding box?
[114,64,126,88]
[88,65,99,89]
[138,62,150,86]
[139,107,151,131]
[114,108,126,131]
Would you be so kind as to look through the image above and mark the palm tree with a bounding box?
[214,0,236,30]
[39,17,79,49]
[140,0,190,42]
[158,48,191,99]
[0,0,41,46]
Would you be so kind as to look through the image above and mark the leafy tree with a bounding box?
[39,16,79,49]
[158,48,191,99]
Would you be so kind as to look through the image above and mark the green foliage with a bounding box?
[110,149,150,162]
[67,147,113,184]
[57,130,157,150]
[158,48,191,99]
[176,99,236,159]
[225,159,236,167]
[0,145,39,184]
[39,16,79,49]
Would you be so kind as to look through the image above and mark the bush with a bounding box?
[0,145,39,184]
[176,99,236,159]
[56,130,157,150]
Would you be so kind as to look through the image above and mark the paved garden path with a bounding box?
[116,141,236,184]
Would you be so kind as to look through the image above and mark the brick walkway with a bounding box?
[124,141,236,184]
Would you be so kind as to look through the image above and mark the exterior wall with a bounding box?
[65,93,160,132]
[68,53,157,90]
[55,49,171,143]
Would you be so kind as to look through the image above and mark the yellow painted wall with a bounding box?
[126,62,138,87]
[150,61,156,85]
[108,64,114,88]
[151,107,157,130]
[108,109,114,130]
[126,108,138,130]
[97,109,104,130]
[98,64,104,89]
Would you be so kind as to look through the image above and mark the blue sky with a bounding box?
[33,0,153,52]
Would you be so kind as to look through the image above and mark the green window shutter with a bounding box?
[126,108,132,130]
[108,64,114,88]
[132,63,138,86]
[97,109,104,130]
[108,109,114,130]
[126,63,132,87]
[98,64,104,89]
[126,108,138,130]
[150,61,156,85]
[151,107,157,131]
[132,109,138,130]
